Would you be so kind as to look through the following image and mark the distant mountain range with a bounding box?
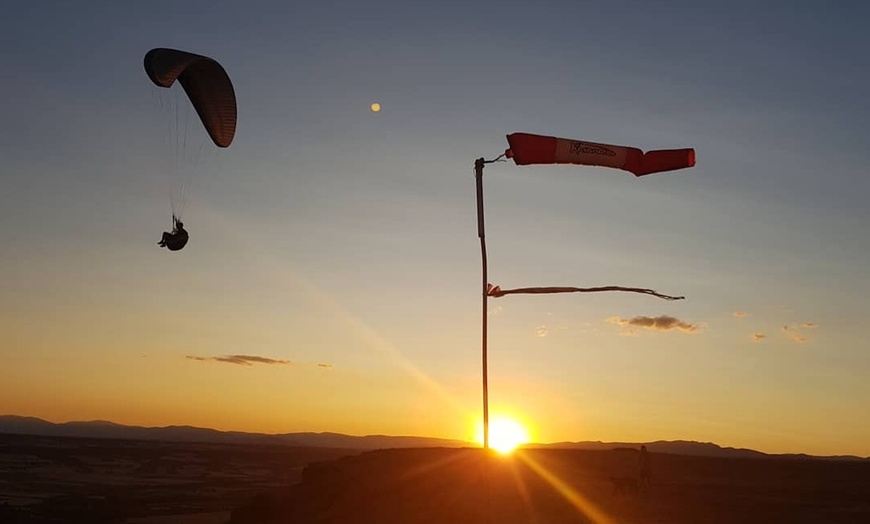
[526,440,867,461]
[0,415,467,450]
[1,415,865,461]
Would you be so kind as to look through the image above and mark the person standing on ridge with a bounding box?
[639,444,652,490]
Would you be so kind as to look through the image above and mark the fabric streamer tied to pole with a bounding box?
[487,283,684,301]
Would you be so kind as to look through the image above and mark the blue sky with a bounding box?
[2,1,869,456]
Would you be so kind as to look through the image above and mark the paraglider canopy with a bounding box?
[145,47,236,251]
[144,48,237,148]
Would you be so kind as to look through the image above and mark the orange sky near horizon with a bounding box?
[3,322,866,458]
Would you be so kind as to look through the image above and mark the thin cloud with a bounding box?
[751,333,767,342]
[733,311,749,318]
[215,355,291,366]
[187,354,290,366]
[317,363,334,369]
[782,322,818,344]
[608,315,700,333]
[782,325,806,344]
[782,328,807,344]
[536,325,549,338]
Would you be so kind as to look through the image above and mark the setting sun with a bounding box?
[475,416,531,454]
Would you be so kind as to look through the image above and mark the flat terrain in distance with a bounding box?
[0,433,358,523]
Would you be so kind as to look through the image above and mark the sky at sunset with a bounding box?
[2,1,869,457]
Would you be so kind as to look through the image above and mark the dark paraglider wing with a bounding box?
[144,48,237,148]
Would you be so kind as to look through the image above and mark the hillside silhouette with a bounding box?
[239,447,870,524]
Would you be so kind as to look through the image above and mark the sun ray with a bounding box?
[193,205,475,423]
[515,450,616,524]
[505,456,540,524]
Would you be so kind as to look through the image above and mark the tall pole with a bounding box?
[471,142,688,456]
[474,157,489,451]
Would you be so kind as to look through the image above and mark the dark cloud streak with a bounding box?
[608,315,699,333]
[186,354,290,366]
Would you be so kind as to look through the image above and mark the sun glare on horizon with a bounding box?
[475,416,531,454]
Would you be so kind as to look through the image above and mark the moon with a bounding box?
[370,102,381,113]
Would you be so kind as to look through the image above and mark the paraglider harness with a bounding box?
[158,216,189,251]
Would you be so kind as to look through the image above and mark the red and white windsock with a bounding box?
[505,132,695,177]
